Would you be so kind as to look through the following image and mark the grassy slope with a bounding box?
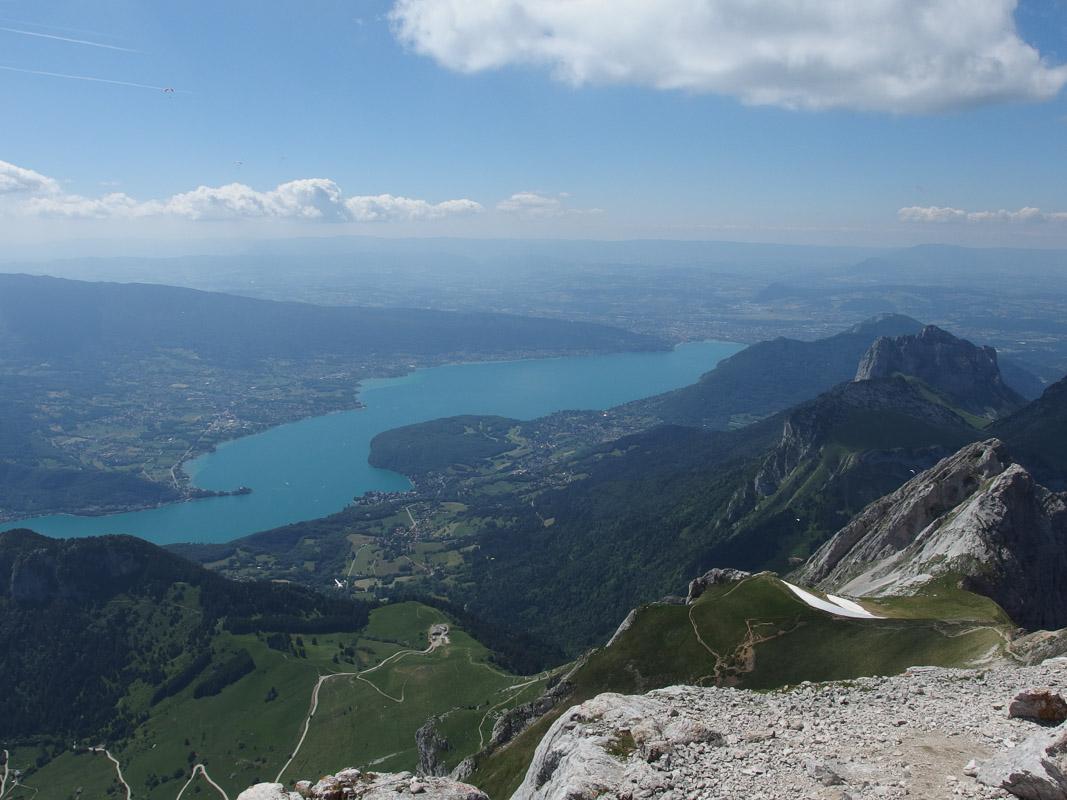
[469,574,1011,799]
[12,602,545,800]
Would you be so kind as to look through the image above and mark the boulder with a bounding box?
[1011,690,1067,724]
[977,722,1067,799]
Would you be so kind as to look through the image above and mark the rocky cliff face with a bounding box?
[797,439,1067,631]
[855,325,1024,418]
[417,718,452,777]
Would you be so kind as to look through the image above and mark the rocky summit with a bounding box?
[855,325,1024,418]
[512,661,1067,800]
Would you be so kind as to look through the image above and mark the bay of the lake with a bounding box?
[1,340,742,544]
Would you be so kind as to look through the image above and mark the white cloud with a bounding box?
[346,194,484,222]
[899,205,1067,223]
[24,192,158,219]
[0,160,483,223]
[389,0,1067,113]
[496,191,601,218]
[0,160,60,195]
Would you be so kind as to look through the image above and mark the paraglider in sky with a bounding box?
[162,87,174,94]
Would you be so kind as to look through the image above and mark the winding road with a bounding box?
[91,747,131,800]
[175,764,230,800]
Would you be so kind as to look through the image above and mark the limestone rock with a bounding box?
[416,717,452,777]
[796,438,1067,631]
[235,784,302,800]
[855,325,1024,418]
[240,770,486,800]
[977,722,1067,799]
[686,568,751,604]
[512,689,722,800]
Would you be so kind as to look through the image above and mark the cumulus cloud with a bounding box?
[496,191,601,218]
[389,0,1067,113]
[25,191,157,219]
[0,160,60,195]
[0,160,483,223]
[899,205,1067,223]
[346,194,484,222]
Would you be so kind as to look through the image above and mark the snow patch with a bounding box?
[782,581,884,619]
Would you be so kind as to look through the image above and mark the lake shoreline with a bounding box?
[0,340,742,543]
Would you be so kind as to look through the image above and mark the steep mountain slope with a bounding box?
[0,529,370,741]
[454,374,984,653]
[991,373,1067,487]
[624,314,923,428]
[797,439,1067,630]
[856,324,1025,420]
[708,376,982,570]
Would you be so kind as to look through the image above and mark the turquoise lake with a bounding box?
[1,340,742,544]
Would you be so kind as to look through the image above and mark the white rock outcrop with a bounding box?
[237,769,487,800]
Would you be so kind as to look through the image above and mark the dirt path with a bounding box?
[475,673,548,751]
[1,749,9,800]
[175,764,229,800]
[275,627,446,784]
[346,543,371,578]
[91,747,131,800]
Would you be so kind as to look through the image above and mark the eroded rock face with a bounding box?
[977,723,1067,799]
[513,690,723,800]
[685,569,751,604]
[855,325,1023,418]
[237,770,487,800]
[797,439,1067,631]
[417,717,451,777]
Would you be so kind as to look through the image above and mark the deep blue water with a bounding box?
[0,341,742,544]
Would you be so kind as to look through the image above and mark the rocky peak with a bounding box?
[855,325,1023,418]
[796,438,1067,630]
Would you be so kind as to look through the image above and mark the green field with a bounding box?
[10,603,546,800]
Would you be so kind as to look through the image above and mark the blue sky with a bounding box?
[1,0,1066,247]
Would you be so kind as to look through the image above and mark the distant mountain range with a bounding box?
[0,273,665,366]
